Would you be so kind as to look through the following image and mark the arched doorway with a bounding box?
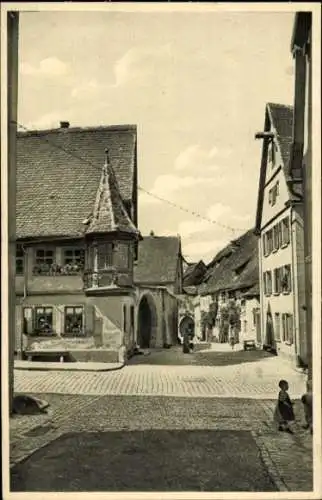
[137,294,157,349]
[179,315,195,340]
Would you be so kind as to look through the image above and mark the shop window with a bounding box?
[16,245,24,275]
[64,306,84,336]
[34,307,54,334]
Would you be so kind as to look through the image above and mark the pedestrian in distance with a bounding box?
[274,379,295,434]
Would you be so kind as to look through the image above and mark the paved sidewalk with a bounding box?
[9,393,313,492]
[15,360,123,372]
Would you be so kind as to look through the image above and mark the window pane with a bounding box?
[45,250,53,257]
[75,307,83,315]
[65,250,73,257]
[66,307,74,315]
[36,249,45,257]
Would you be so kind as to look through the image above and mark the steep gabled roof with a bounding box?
[183,260,207,287]
[199,229,259,296]
[134,235,181,284]
[16,125,137,239]
[254,103,301,233]
[86,151,140,238]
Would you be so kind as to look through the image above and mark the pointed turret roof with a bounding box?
[86,149,140,238]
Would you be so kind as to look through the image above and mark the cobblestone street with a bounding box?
[14,347,307,399]
[9,348,313,493]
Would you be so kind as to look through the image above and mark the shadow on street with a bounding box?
[128,345,275,366]
[11,429,277,492]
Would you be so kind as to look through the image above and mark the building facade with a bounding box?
[255,103,307,367]
[15,123,142,362]
[134,234,183,348]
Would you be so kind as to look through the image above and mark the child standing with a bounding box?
[274,379,295,434]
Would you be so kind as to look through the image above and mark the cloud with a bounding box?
[20,57,69,77]
[174,144,231,172]
[23,112,65,130]
[177,203,232,238]
[138,174,222,206]
[112,44,172,88]
[71,79,103,99]
[231,212,253,223]
[183,239,229,260]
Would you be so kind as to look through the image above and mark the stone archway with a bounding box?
[179,315,195,339]
[137,294,157,349]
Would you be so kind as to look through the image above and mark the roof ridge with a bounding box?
[17,124,137,137]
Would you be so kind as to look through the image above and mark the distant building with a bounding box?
[134,235,183,348]
[199,229,260,344]
[255,102,307,367]
[177,260,207,342]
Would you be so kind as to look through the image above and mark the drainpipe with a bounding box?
[8,11,19,414]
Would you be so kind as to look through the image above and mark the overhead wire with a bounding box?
[14,120,249,235]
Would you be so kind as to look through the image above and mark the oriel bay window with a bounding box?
[64,306,84,336]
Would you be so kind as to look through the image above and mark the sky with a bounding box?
[17,9,296,264]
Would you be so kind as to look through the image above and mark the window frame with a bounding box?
[33,247,56,274]
[281,217,291,247]
[16,244,24,275]
[34,306,54,335]
[281,264,292,294]
[62,247,85,268]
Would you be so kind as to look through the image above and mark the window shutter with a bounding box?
[84,304,95,336]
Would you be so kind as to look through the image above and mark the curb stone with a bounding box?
[251,430,289,492]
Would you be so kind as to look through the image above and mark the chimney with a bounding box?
[60,121,70,129]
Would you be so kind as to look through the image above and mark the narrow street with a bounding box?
[10,346,313,492]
